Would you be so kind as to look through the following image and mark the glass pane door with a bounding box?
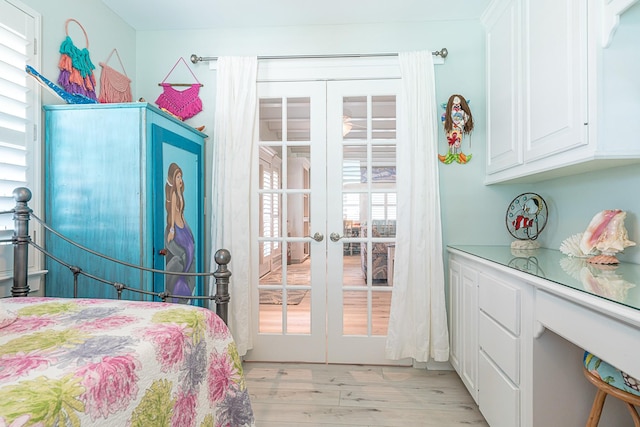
[248,77,410,366]
[247,81,327,363]
[327,79,409,365]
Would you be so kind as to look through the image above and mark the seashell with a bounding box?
[587,254,621,265]
[580,210,636,256]
[580,267,636,302]
[559,256,587,280]
[560,233,592,258]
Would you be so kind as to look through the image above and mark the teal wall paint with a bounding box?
[22,0,640,266]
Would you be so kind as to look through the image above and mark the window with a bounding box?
[260,164,280,258]
[372,192,396,221]
[0,0,41,294]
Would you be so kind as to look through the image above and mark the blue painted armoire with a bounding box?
[44,103,206,301]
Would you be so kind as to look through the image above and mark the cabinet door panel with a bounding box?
[461,265,479,400]
[486,0,522,174]
[152,125,204,304]
[525,0,587,161]
[449,259,462,373]
[479,351,520,427]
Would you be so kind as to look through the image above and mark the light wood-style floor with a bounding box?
[243,362,489,426]
[259,255,392,334]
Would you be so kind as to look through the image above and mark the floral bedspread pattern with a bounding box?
[0,297,254,427]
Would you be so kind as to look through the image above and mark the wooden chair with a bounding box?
[583,353,640,427]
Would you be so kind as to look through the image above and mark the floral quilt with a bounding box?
[0,297,255,427]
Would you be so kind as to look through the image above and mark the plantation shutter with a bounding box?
[0,0,40,294]
[0,0,38,238]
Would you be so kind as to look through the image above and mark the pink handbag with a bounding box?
[155,57,203,120]
[98,48,132,103]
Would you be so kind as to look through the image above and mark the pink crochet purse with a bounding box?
[155,58,203,120]
[98,48,132,103]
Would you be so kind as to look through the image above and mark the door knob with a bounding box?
[330,232,344,242]
[307,232,324,242]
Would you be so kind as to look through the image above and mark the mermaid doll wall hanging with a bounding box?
[438,94,474,164]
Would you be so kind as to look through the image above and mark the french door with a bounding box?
[247,77,410,366]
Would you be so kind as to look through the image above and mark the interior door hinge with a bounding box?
[33,38,37,55]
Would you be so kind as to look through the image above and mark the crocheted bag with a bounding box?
[156,84,203,120]
[98,49,132,103]
[155,57,203,120]
[57,19,97,101]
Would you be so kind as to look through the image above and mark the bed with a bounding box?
[1,188,255,426]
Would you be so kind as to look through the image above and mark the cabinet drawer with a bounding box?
[479,311,519,384]
[479,351,520,427]
[479,273,520,335]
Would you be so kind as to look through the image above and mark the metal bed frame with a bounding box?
[2,187,231,324]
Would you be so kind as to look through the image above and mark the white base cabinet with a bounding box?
[449,251,532,426]
[449,246,640,426]
[448,258,479,402]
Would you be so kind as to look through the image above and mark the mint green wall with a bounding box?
[135,16,640,265]
[134,20,491,262]
[22,0,640,266]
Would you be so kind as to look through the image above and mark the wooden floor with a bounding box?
[259,255,392,334]
[249,257,487,426]
[243,362,489,426]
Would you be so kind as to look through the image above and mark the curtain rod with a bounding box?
[189,48,448,64]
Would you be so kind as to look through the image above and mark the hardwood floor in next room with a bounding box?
[244,362,488,426]
[258,255,393,334]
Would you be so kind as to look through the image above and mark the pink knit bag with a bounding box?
[155,57,203,120]
[98,49,132,103]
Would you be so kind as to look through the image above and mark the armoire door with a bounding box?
[152,124,204,304]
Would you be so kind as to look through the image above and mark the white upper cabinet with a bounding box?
[482,0,640,184]
[484,0,523,174]
[524,0,588,162]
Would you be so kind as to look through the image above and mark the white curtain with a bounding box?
[210,56,258,356]
[385,51,450,362]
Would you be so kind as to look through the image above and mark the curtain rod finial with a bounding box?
[438,48,448,58]
[190,54,201,64]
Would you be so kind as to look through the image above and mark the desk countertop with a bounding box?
[448,245,640,312]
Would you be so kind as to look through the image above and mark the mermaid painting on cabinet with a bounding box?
[165,162,195,303]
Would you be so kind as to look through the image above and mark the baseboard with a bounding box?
[415,360,454,371]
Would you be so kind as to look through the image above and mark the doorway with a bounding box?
[246,75,410,366]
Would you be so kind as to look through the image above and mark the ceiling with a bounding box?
[100,0,491,31]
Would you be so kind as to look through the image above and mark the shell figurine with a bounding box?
[560,233,591,258]
[579,210,636,264]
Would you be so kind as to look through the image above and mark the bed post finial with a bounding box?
[12,187,32,297]
[213,249,231,325]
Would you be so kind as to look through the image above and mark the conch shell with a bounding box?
[579,267,636,303]
[579,210,635,258]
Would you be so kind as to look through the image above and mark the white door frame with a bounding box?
[248,57,406,364]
